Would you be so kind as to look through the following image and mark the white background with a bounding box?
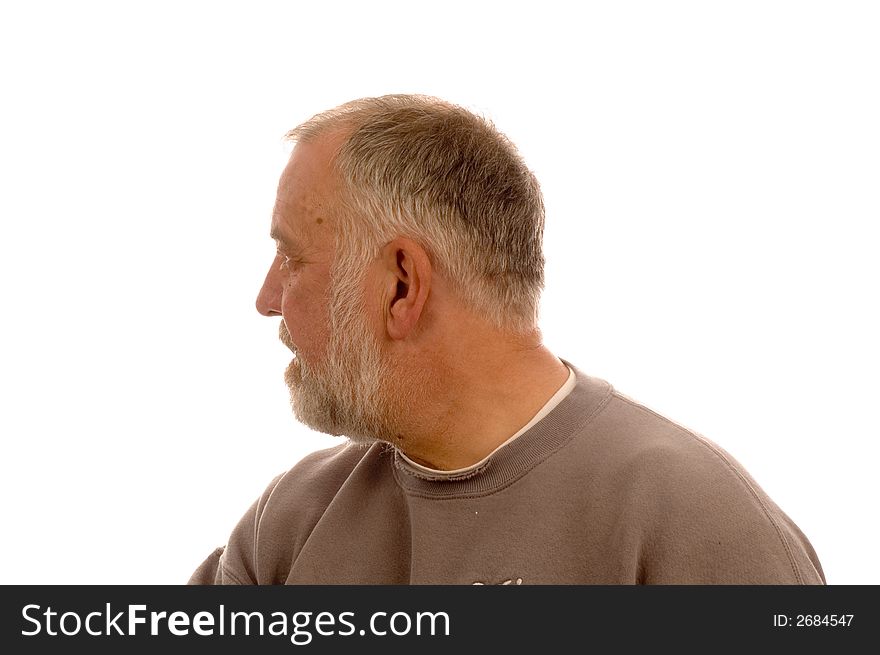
[1,1,876,584]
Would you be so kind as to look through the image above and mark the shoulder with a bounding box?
[599,389,749,477]
[264,441,378,516]
[585,389,824,583]
[220,441,382,584]
[561,369,749,482]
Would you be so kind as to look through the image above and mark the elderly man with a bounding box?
[190,95,824,585]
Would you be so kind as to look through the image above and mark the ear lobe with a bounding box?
[382,238,431,341]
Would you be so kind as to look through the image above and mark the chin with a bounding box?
[284,357,301,386]
[287,380,394,445]
[283,340,402,445]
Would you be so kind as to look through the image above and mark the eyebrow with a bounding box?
[270,226,299,250]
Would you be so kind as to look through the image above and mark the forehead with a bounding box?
[270,135,341,249]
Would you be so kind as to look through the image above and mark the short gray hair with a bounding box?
[286,94,546,333]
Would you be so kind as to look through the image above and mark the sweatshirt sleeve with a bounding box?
[187,547,226,584]
[186,473,286,585]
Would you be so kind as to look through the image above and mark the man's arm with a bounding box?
[188,547,226,584]
[186,472,287,585]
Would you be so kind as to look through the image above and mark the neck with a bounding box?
[390,325,569,471]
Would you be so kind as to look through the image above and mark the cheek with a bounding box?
[280,278,331,357]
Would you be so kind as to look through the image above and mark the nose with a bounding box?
[256,255,283,316]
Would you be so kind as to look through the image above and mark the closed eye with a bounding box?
[277,251,304,272]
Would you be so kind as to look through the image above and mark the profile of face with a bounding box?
[256,137,401,445]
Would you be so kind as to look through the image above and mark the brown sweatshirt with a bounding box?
[189,364,825,584]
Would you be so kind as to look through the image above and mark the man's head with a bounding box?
[256,94,547,443]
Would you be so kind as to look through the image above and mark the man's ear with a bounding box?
[379,237,432,340]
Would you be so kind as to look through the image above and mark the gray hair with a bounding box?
[286,94,546,334]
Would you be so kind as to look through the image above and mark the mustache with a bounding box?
[279,322,296,352]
